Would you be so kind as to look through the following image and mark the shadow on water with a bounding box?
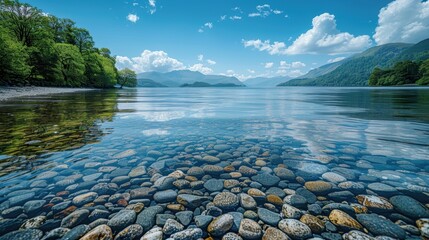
[0,90,122,176]
[307,87,429,123]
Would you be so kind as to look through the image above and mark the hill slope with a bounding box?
[279,42,417,87]
[137,70,244,87]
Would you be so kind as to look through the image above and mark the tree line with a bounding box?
[369,59,429,86]
[0,0,136,88]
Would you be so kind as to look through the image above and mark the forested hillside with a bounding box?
[0,0,135,88]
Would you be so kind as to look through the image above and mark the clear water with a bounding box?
[0,87,429,236]
[1,87,429,183]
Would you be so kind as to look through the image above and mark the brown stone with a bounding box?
[300,214,325,233]
[80,224,113,240]
[329,209,363,230]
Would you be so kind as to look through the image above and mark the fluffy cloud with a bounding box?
[127,14,139,23]
[291,61,306,68]
[327,57,346,63]
[116,50,185,73]
[374,0,429,45]
[230,16,242,20]
[207,59,216,65]
[199,22,213,33]
[249,4,283,18]
[264,62,274,68]
[244,13,372,55]
[242,39,287,55]
[189,64,213,74]
[198,54,204,62]
[148,0,156,14]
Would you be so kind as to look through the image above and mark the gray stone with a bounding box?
[107,210,136,232]
[0,229,43,240]
[175,211,193,226]
[238,218,262,240]
[23,200,46,215]
[390,195,429,219]
[213,192,239,210]
[278,219,312,239]
[177,194,208,209]
[114,224,143,240]
[61,209,90,228]
[258,208,281,226]
[153,190,177,203]
[356,214,406,239]
[204,179,224,192]
[170,228,203,240]
[60,224,90,240]
[207,214,234,237]
[195,215,213,228]
[251,173,280,187]
[136,206,164,232]
[162,219,184,235]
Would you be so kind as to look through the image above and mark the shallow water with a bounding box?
[0,87,429,239]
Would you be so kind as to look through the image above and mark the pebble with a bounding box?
[204,179,224,192]
[107,210,136,232]
[213,192,239,210]
[61,209,90,228]
[239,193,257,210]
[60,224,90,240]
[195,215,213,228]
[278,219,312,239]
[300,214,325,233]
[262,227,290,240]
[162,219,184,235]
[304,181,332,194]
[238,218,262,239]
[80,224,113,240]
[72,192,98,206]
[176,194,207,209]
[251,173,280,187]
[282,203,302,219]
[342,230,374,240]
[153,190,178,203]
[23,200,46,215]
[329,209,363,230]
[367,183,399,197]
[207,214,234,237]
[0,229,43,240]
[356,214,406,239]
[389,195,429,219]
[258,207,281,226]
[322,172,347,183]
[170,228,203,240]
[222,232,243,240]
[136,206,164,232]
[140,227,163,240]
[356,195,393,211]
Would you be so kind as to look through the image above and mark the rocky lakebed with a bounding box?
[0,134,428,240]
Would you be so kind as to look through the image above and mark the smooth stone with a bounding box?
[170,228,203,240]
[153,176,175,190]
[175,211,193,226]
[130,187,156,199]
[136,206,164,232]
[239,166,257,176]
[282,203,302,219]
[0,218,24,235]
[356,214,406,239]
[295,188,317,204]
[43,227,70,239]
[258,208,281,226]
[82,173,102,182]
[23,200,46,215]
[1,206,23,218]
[284,194,307,208]
[202,155,221,163]
[114,224,143,240]
[342,230,374,240]
[8,192,35,206]
[72,192,98,206]
[390,195,429,219]
[195,215,213,228]
[204,179,224,192]
[300,214,325,233]
[356,195,393,212]
[213,192,239,210]
[338,182,365,194]
[60,224,90,240]
[153,190,177,203]
[329,210,363,230]
[214,144,231,151]
[0,229,43,240]
[328,191,355,202]
[21,216,46,229]
[239,193,257,210]
[416,219,429,238]
[304,181,332,194]
[367,183,399,197]
[162,219,184,235]
[262,227,290,240]
[207,214,234,237]
[274,168,295,180]
[176,194,208,209]
[88,209,110,222]
[222,232,243,240]
[61,209,90,228]
[113,149,136,158]
[128,166,147,178]
[80,224,113,240]
[278,219,312,239]
[156,214,175,226]
[140,227,163,240]
[238,218,262,239]
[322,203,355,216]
[322,172,347,183]
[107,210,136,232]
[251,173,280,187]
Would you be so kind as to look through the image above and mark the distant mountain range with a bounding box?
[279,38,429,87]
[243,76,292,88]
[137,70,245,87]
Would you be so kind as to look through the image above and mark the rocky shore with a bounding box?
[0,87,95,101]
[0,136,428,240]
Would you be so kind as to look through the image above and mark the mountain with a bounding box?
[244,76,292,88]
[278,41,426,87]
[137,79,167,87]
[297,61,344,79]
[180,82,244,87]
[137,70,245,87]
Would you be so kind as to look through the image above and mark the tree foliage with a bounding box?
[369,60,428,86]
[0,0,136,88]
[118,68,137,88]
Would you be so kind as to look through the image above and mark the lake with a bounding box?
[0,87,428,239]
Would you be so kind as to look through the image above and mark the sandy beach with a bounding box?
[0,87,97,101]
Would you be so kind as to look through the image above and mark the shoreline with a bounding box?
[0,87,98,101]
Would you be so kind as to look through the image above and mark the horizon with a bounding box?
[21,0,429,80]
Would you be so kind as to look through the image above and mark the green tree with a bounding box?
[72,28,94,53]
[417,59,429,85]
[393,61,420,84]
[0,26,31,85]
[54,43,85,87]
[118,68,137,88]
[369,67,383,86]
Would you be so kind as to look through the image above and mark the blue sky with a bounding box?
[26,0,429,80]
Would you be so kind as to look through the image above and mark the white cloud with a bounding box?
[189,64,213,74]
[207,59,216,65]
[288,70,305,77]
[148,0,156,14]
[220,15,227,21]
[291,61,306,68]
[249,4,283,18]
[327,57,346,63]
[132,2,139,6]
[230,16,242,20]
[205,22,213,29]
[264,62,274,68]
[279,61,291,69]
[198,54,204,62]
[243,39,288,55]
[116,50,185,73]
[244,13,372,55]
[127,14,139,23]
[374,0,429,45]
[247,69,256,74]
[286,13,372,54]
